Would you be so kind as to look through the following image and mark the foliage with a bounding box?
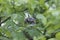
[0,0,60,40]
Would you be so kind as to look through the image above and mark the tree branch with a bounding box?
[0,17,11,25]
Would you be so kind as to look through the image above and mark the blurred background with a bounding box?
[0,0,60,40]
